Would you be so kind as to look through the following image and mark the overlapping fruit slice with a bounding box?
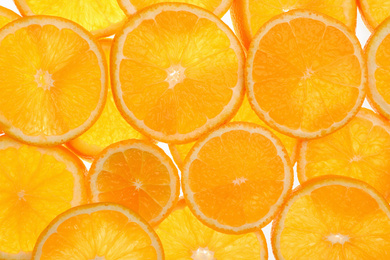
[157,199,268,259]
[111,3,245,144]
[182,122,293,234]
[246,10,366,139]
[0,136,87,259]
[358,0,390,31]
[0,6,20,28]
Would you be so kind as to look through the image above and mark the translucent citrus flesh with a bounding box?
[298,108,390,202]
[68,39,144,159]
[0,137,86,257]
[274,179,390,259]
[359,0,390,30]
[0,6,19,28]
[15,0,126,37]
[372,34,390,111]
[156,200,267,260]
[248,12,364,138]
[113,5,244,143]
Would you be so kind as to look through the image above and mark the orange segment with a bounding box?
[111,3,245,144]
[14,0,126,37]
[231,0,357,48]
[0,136,87,259]
[272,176,390,260]
[88,139,180,226]
[182,122,293,234]
[0,6,20,28]
[246,10,366,139]
[33,203,164,259]
[67,39,146,160]
[358,0,390,31]
[156,199,268,259]
[0,16,107,146]
[298,108,390,202]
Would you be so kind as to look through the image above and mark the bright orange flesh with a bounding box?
[0,16,107,146]
[272,176,390,260]
[182,122,293,234]
[111,3,245,144]
[88,140,180,226]
[33,203,164,260]
[358,0,390,31]
[157,199,268,260]
[0,136,87,259]
[246,10,366,139]
[0,6,20,29]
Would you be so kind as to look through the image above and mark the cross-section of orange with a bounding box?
[118,0,233,17]
[366,17,390,120]
[33,203,164,259]
[0,136,87,259]
[0,16,107,147]
[111,3,245,144]
[358,0,390,31]
[0,6,20,28]
[182,122,293,234]
[169,96,299,169]
[298,108,390,202]
[272,176,390,260]
[231,0,357,48]
[67,39,146,160]
[246,10,366,139]
[14,0,126,37]
[157,198,268,259]
[88,139,180,226]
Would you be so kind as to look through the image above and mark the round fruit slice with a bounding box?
[358,0,390,31]
[366,17,390,120]
[88,139,180,226]
[0,16,107,147]
[182,122,293,234]
[231,0,357,48]
[67,39,146,160]
[118,0,233,17]
[246,10,366,139]
[169,96,299,169]
[112,3,245,144]
[0,6,20,28]
[33,203,164,259]
[272,176,390,260]
[14,0,126,37]
[157,198,268,260]
[298,108,390,202]
[0,136,87,259]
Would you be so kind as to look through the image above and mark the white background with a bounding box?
[0,0,373,259]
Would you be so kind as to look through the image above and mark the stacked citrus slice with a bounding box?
[0,6,19,28]
[359,0,390,31]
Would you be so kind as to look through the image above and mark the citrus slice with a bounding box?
[33,203,164,259]
[111,3,245,144]
[0,16,107,147]
[67,39,146,160]
[118,0,232,17]
[88,139,180,226]
[358,0,390,31]
[0,6,20,28]
[169,96,299,169]
[298,108,390,202]
[182,122,293,234]
[0,136,87,259]
[156,198,268,259]
[366,17,390,120]
[14,0,126,37]
[246,10,366,139]
[272,176,390,259]
[231,0,357,48]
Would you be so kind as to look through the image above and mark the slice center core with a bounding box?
[133,179,143,190]
[191,247,215,260]
[35,69,54,90]
[17,190,26,201]
[233,177,247,185]
[327,233,350,245]
[166,65,186,89]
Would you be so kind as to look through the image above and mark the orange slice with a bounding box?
[246,10,366,139]
[182,122,293,234]
[169,96,299,169]
[118,0,232,17]
[14,0,126,37]
[0,16,107,147]
[366,17,390,120]
[88,139,180,226]
[67,39,146,160]
[0,6,20,28]
[111,3,245,144]
[33,203,164,259]
[231,0,357,48]
[358,0,390,31]
[0,136,87,259]
[272,176,390,259]
[298,108,390,202]
[156,198,268,259]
